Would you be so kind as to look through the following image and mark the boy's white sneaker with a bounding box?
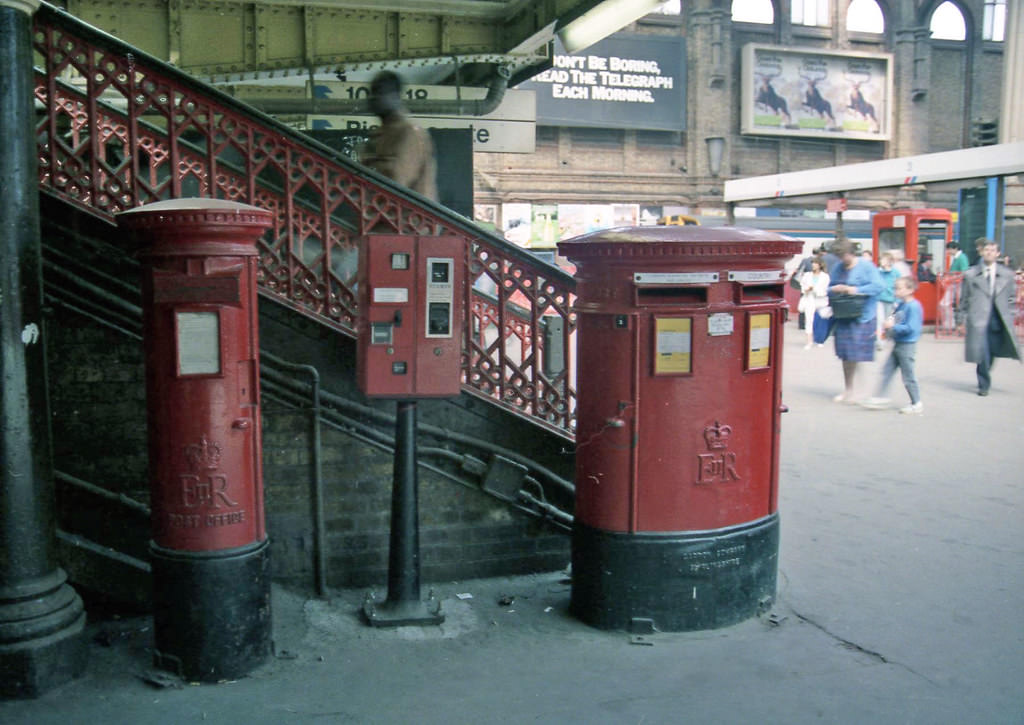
[860,397,890,409]
[899,402,924,415]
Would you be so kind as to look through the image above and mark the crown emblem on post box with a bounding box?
[185,436,222,472]
[703,421,732,450]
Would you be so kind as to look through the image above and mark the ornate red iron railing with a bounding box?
[32,2,576,438]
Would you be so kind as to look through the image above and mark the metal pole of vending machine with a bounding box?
[363,400,444,626]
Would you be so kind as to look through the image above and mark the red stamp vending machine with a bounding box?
[357,234,464,627]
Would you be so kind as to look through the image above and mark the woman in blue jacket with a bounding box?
[828,239,883,403]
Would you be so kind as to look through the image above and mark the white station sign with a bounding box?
[307,82,536,153]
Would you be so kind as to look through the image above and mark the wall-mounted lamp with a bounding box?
[705,136,725,178]
[556,0,665,53]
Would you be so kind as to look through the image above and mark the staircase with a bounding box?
[32,3,578,601]
[33,1,576,438]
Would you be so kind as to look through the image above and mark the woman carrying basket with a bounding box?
[828,239,883,403]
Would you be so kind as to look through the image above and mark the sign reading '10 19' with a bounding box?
[517,33,687,132]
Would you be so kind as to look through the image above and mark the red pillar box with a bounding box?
[117,199,272,681]
[558,226,802,631]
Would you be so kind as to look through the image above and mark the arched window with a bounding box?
[652,0,682,15]
[847,0,884,33]
[792,0,830,27]
[930,2,967,41]
[983,0,1006,41]
[731,0,774,24]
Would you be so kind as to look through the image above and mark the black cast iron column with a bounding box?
[0,0,87,698]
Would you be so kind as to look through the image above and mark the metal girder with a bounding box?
[60,0,592,80]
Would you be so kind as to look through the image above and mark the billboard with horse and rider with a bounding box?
[740,44,892,142]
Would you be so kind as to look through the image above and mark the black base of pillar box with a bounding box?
[151,539,272,682]
[0,572,87,698]
[570,514,779,632]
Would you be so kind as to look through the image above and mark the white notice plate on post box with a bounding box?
[177,311,221,375]
[708,312,734,336]
[634,272,719,284]
[728,270,785,282]
[373,287,409,304]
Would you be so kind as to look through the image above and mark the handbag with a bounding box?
[828,292,867,320]
[812,309,834,343]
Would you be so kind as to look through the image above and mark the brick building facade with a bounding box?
[473,0,1012,235]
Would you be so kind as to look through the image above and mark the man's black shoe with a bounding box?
[977,389,989,396]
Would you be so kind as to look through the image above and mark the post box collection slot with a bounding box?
[635,286,707,306]
[736,284,786,304]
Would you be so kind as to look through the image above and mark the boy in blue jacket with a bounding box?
[862,276,924,414]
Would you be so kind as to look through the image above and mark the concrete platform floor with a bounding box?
[2,321,1022,724]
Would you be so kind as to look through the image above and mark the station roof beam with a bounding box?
[61,0,645,84]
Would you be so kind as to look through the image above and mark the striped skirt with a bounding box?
[833,317,876,362]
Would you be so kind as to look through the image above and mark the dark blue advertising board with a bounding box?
[518,34,686,131]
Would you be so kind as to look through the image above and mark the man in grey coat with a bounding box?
[960,238,1021,395]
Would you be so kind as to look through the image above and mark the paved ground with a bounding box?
[2,320,1023,724]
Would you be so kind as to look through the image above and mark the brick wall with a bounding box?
[47,319,150,503]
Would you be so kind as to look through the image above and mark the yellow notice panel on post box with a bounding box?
[748,313,771,369]
[654,317,692,374]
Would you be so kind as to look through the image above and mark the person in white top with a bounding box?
[889,248,913,278]
[798,257,831,349]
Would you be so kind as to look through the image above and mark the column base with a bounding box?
[0,570,87,698]
[571,514,779,632]
[151,539,272,683]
